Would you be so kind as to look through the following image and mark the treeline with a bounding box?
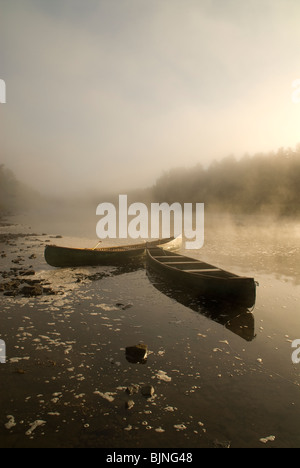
[0,164,39,215]
[2,145,300,219]
[152,146,300,217]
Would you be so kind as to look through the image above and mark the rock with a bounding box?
[3,291,17,297]
[141,385,155,398]
[125,343,148,363]
[19,269,35,276]
[116,302,133,310]
[259,435,275,444]
[43,287,59,296]
[20,278,40,285]
[1,280,21,291]
[5,415,16,430]
[213,439,231,449]
[20,284,43,297]
[126,384,140,395]
[125,400,135,410]
[12,258,23,264]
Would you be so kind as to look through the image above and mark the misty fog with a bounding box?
[1,146,300,234]
[2,1,300,238]
[1,1,300,197]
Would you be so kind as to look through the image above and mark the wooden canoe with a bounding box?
[44,237,180,267]
[146,247,256,308]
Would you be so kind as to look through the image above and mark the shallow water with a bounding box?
[0,212,300,448]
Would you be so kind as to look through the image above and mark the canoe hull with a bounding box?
[44,237,179,268]
[146,248,256,308]
[45,244,144,267]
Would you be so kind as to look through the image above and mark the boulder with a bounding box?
[125,343,148,363]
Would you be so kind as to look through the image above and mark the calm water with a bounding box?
[0,211,300,448]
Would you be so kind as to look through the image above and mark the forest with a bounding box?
[1,145,300,218]
[152,146,300,217]
[0,164,39,216]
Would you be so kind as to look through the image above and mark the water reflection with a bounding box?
[189,216,300,286]
[146,270,256,342]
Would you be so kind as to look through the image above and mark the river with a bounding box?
[0,209,299,448]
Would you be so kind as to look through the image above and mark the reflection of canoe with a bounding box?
[146,247,256,308]
[45,237,180,267]
[147,268,255,341]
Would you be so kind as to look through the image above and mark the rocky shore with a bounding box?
[0,216,232,448]
[0,221,61,298]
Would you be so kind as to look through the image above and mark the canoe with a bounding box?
[44,237,180,267]
[146,247,256,308]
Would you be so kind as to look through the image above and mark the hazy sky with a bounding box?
[1,0,300,196]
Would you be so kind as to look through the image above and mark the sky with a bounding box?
[1,0,300,196]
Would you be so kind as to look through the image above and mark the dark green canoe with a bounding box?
[45,237,179,267]
[146,247,257,308]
